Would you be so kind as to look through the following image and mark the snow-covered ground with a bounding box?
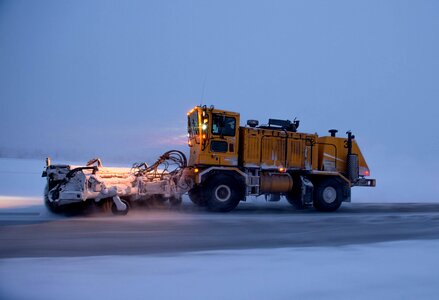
[1,157,438,299]
[1,240,438,300]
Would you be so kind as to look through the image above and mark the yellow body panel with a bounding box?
[239,127,318,170]
[188,105,371,179]
[317,136,370,176]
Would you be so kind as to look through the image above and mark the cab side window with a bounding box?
[188,112,199,136]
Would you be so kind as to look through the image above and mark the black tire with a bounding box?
[285,179,306,210]
[204,174,242,212]
[313,178,343,212]
[44,184,63,214]
[111,199,130,215]
[188,187,207,207]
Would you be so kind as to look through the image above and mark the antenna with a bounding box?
[200,75,207,106]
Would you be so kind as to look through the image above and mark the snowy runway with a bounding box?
[1,240,438,300]
[1,158,439,299]
[1,197,439,258]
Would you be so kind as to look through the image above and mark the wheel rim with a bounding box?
[214,185,232,202]
[322,186,337,203]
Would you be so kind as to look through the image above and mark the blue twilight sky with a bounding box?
[0,0,438,200]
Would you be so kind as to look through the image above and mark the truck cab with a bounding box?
[187,106,240,167]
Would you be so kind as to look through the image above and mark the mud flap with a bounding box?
[301,176,314,206]
[343,185,351,202]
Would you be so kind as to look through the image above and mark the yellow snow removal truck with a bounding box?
[43,105,375,215]
[186,105,375,212]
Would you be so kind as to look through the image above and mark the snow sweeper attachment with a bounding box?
[42,151,194,215]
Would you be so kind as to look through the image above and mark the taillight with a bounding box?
[359,167,370,177]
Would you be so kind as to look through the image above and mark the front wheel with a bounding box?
[205,175,242,212]
[313,178,343,212]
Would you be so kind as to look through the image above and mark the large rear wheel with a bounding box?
[313,178,343,212]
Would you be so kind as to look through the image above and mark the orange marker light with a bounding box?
[194,168,199,173]
[279,167,285,172]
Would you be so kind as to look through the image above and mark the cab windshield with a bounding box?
[212,114,236,136]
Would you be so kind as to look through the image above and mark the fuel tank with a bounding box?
[260,173,293,193]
